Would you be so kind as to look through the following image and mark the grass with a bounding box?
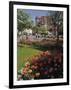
[17,44,41,70]
[17,43,62,70]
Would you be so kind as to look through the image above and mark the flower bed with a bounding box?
[17,50,63,80]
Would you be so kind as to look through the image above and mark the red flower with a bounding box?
[34,63,38,66]
[39,63,43,67]
[32,57,38,61]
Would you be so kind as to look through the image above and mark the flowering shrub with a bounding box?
[17,50,63,80]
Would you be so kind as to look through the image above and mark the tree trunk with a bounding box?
[56,25,59,50]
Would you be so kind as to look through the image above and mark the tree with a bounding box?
[48,11,63,35]
[32,26,39,33]
[32,25,48,35]
[17,9,33,33]
[48,11,63,48]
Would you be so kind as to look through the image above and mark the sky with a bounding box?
[23,9,49,22]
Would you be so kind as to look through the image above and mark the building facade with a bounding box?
[35,16,53,30]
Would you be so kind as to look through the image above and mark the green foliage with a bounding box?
[17,9,33,32]
[39,26,48,34]
[32,26,39,33]
[32,25,48,34]
[48,11,63,35]
[17,44,41,70]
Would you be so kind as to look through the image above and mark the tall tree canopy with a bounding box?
[48,11,63,49]
[48,11,63,35]
[17,9,33,32]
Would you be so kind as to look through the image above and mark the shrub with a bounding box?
[17,50,63,80]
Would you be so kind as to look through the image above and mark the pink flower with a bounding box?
[44,71,48,75]
[34,63,38,66]
[35,73,40,77]
[45,51,51,56]
[31,65,38,69]
[21,68,27,75]
[31,65,35,69]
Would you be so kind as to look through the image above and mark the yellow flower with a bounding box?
[25,62,30,67]
[33,54,39,57]
[28,69,32,73]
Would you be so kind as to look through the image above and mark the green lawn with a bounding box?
[17,44,41,70]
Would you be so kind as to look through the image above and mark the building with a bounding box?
[35,16,58,37]
[35,16,53,30]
